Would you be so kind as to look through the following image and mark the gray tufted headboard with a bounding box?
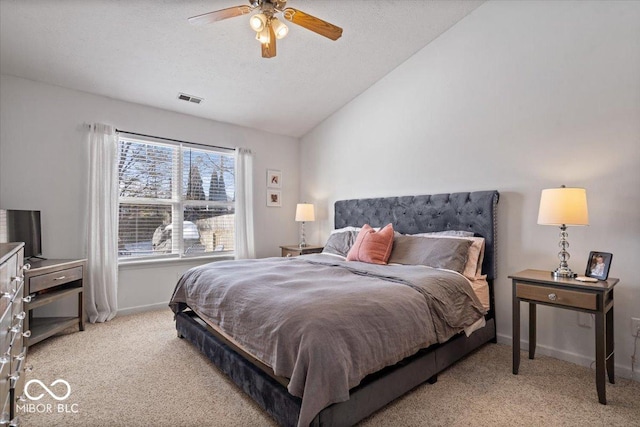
[334,190,499,280]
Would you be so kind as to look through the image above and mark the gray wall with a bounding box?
[0,74,300,314]
[300,1,640,378]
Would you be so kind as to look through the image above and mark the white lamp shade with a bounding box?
[295,203,315,222]
[249,13,267,32]
[271,18,288,39]
[537,187,589,226]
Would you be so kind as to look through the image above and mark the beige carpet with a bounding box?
[20,309,640,427]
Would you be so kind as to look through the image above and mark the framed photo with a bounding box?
[266,190,282,207]
[267,169,282,188]
[585,251,613,280]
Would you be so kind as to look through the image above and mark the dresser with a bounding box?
[0,243,28,426]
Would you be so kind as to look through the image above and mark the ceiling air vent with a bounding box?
[177,93,204,104]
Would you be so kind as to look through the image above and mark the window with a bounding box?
[117,136,235,260]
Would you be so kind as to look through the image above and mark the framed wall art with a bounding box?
[267,190,282,207]
[267,169,282,188]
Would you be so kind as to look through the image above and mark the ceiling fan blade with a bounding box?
[188,5,252,25]
[283,8,343,41]
[261,24,277,58]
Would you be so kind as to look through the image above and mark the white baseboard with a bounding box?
[496,333,637,382]
[117,302,170,317]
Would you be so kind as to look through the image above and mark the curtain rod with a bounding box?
[115,129,236,152]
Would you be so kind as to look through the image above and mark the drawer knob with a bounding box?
[286,253,292,258]
[22,330,31,338]
[22,295,32,303]
[22,263,31,271]
[54,275,67,281]
[548,293,557,301]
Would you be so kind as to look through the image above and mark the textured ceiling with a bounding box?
[0,0,483,137]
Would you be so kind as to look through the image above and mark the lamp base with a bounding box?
[299,221,307,248]
[552,268,576,278]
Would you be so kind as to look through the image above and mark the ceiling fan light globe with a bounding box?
[256,27,270,43]
[249,13,267,32]
[271,18,288,39]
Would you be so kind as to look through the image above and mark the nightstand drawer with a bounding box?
[280,245,323,257]
[282,249,301,257]
[516,283,597,310]
[28,266,83,294]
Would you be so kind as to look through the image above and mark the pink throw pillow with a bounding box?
[346,224,394,265]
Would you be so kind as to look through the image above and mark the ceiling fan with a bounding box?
[188,0,343,58]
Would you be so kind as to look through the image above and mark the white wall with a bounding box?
[300,1,640,378]
[0,75,300,314]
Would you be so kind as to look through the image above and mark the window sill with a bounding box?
[118,253,234,269]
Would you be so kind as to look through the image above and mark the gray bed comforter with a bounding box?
[169,254,486,427]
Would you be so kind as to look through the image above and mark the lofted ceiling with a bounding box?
[0,0,483,138]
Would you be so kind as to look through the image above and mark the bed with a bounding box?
[170,190,499,427]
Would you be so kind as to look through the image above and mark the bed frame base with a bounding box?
[176,310,495,427]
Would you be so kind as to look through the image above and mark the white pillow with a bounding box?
[330,226,362,235]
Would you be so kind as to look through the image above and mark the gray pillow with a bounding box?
[419,230,475,237]
[322,230,359,257]
[388,235,472,273]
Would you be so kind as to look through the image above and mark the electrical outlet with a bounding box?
[578,312,592,328]
[632,317,640,337]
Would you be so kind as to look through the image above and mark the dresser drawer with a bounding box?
[10,354,26,416]
[0,255,18,295]
[0,306,11,356]
[0,389,9,426]
[516,283,597,310]
[0,354,10,410]
[28,266,83,294]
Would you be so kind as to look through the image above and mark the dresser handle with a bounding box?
[54,276,66,281]
[548,293,557,301]
[22,330,31,338]
[22,263,31,271]
[14,312,26,321]
[22,296,31,303]
[286,253,292,258]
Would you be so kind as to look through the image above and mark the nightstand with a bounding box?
[509,269,618,404]
[23,258,86,347]
[280,245,323,257]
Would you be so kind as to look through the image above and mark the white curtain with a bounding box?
[87,123,119,322]
[234,148,255,259]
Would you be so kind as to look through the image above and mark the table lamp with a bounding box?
[537,185,589,278]
[295,203,315,248]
